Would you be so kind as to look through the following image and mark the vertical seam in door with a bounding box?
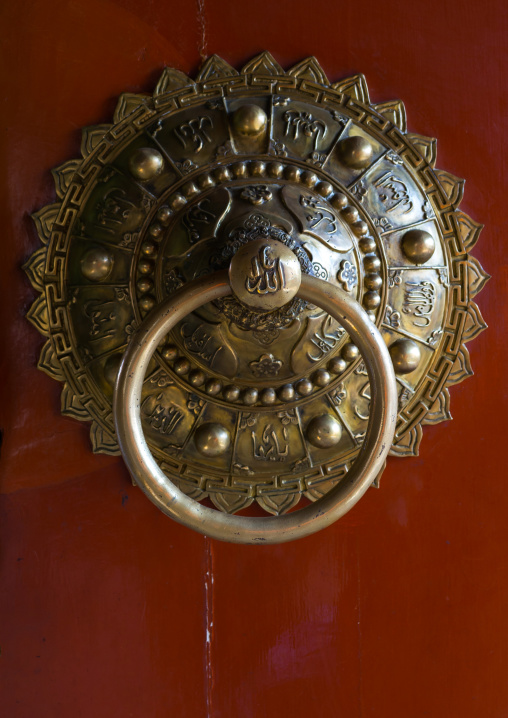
[204,536,215,718]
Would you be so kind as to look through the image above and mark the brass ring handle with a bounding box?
[113,268,398,544]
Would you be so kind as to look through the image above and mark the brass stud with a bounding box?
[215,166,232,182]
[141,240,157,256]
[189,369,206,387]
[182,182,199,198]
[137,277,153,293]
[306,414,343,448]
[80,247,114,281]
[139,295,156,312]
[232,104,268,136]
[194,423,231,457]
[363,255,381,272]
[364,273,383,291]
[205,378,222,395]
[389,338,421,374]
[338,136,373,169]
[359,236,376,253]
[401,229,435,264]
[242,388,259,405]
[341,206,360,224]
[138,258,155,275]
[352,220,369,237]
[129,148,164,181]
[331,193,348,210]
[313,369,331,387]
[157,206,172,224]
[284,166,301,182]
[249,161,266,177]
[342,343,359,362]
[316,181,333,198]
[268,162,285,178]
[149,223,163,238]
[296,378,313,396]
[232,162,248,178]
[363,290,381,309]
[223,385,240,402]
[301,171,318,188]
[160,345,178,361]
[278,384,295,402]
[197,174,215,189]
[260,388,277,405]
[174,357,191,375]
[169,194,187,210]
[327,357,347,374]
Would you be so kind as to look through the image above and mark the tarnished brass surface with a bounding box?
[113,269,397,543]
[25,53,489,520]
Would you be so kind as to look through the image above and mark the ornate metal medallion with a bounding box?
[26,53,488,517]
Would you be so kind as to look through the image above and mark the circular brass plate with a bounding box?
[26,53,488,516]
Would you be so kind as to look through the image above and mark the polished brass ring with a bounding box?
[113,270,398,544]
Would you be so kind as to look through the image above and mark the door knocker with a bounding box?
[25,53,488,543]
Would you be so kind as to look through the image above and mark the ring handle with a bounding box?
[113,266,397,544]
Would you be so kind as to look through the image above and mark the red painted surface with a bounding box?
[1,1,507,716]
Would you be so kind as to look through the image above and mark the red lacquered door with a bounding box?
[1,1,506,716]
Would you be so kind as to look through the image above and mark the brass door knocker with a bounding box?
[26,53,488,543]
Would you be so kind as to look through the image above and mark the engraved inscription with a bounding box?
[402,280,436,327]
[300,195,337,234]
[141,393,183,435]
[307,315,345,362]
[375,172,413,214]
[84,299,115,341]
[183,198,216,243]
[246,245,286,295]
[252,424,289,461]
[182,324,220,363]
[174,116,213,153]
[283,111,326,151]
[95,189,136,234]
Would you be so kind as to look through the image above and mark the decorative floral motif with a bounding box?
[351,180,368,201]
[329,383,346,406]
[175,158,198,174]
[308,151,327,168]
[386,150,403,165]
[330,110,349,125]
[385,305,401,328]
[239,414,257,430]
[388,269,402,288]
[338,260,357,291]
[215,140,234,159]
[269,140,288,157]
[241,185,273,205]
[249,353,283,377]
[277,410,299,425]
[373,216,393,231]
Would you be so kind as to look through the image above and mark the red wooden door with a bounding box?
[1,1,506,716]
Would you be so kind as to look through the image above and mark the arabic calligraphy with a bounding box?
[252,424,289,461]
[174,116,213,153]
[245,245,286,295]
[402,280,436,327]
[283,111,326,151]
[375,171,413,214]
[307,315,345,362]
